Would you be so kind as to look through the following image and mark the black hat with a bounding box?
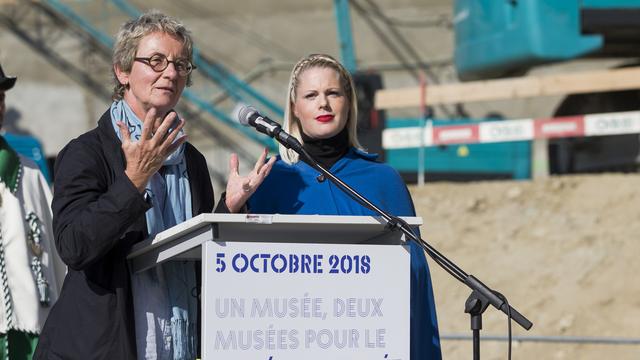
[0,63,17,91]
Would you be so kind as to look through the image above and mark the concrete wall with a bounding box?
[0,0,616,176]
[0,1,452,154]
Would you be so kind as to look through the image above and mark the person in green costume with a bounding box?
[0,62,63,360]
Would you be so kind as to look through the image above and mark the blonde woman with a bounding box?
[248,53,441,359]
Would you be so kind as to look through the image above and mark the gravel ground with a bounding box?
[410,174,640,359]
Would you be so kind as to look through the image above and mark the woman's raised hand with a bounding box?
[225,148,276,213]
[117,108,186,192]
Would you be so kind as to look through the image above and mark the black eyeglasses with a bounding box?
[134,54,195,77]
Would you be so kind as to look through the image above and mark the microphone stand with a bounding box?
[279,137,533,360]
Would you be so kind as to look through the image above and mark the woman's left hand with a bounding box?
[225,148,276,213]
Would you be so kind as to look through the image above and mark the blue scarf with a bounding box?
[110,100,197,359]
[110,100,191,233]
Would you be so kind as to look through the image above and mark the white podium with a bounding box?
[128,213,419,360]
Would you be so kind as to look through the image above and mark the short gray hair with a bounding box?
[112,10,194,100]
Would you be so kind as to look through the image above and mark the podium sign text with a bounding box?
[202,241,410,360]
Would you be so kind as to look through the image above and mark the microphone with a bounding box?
[237,106,303,151]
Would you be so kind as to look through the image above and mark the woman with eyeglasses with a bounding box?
[34,11,274,360]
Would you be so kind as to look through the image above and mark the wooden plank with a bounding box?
[375,66,640,110]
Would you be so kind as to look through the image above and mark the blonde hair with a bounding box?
[112,10,194,100]
[280,53,364,164]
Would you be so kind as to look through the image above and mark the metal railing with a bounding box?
[442,333,640,345]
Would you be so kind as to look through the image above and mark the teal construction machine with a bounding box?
[454,0,640,174]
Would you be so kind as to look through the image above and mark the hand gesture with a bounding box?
[116,108,186,192]
[225,148,276,212]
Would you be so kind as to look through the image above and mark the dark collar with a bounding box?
[0,135,20,193]
[301,127,349,170]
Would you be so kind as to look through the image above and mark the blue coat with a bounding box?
[249,148,442,360]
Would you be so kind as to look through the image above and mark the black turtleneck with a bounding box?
[300,127,350,170]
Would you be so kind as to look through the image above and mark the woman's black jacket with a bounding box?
[34,110,214,359]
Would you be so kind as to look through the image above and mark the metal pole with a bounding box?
[418,72,427,186]
[333,0,358,73]
[418,118,425,186]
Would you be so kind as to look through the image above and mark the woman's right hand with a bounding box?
[116,108,186,192]
[224,148,276,213]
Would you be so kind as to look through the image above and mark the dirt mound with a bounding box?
[410,174,640,359]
